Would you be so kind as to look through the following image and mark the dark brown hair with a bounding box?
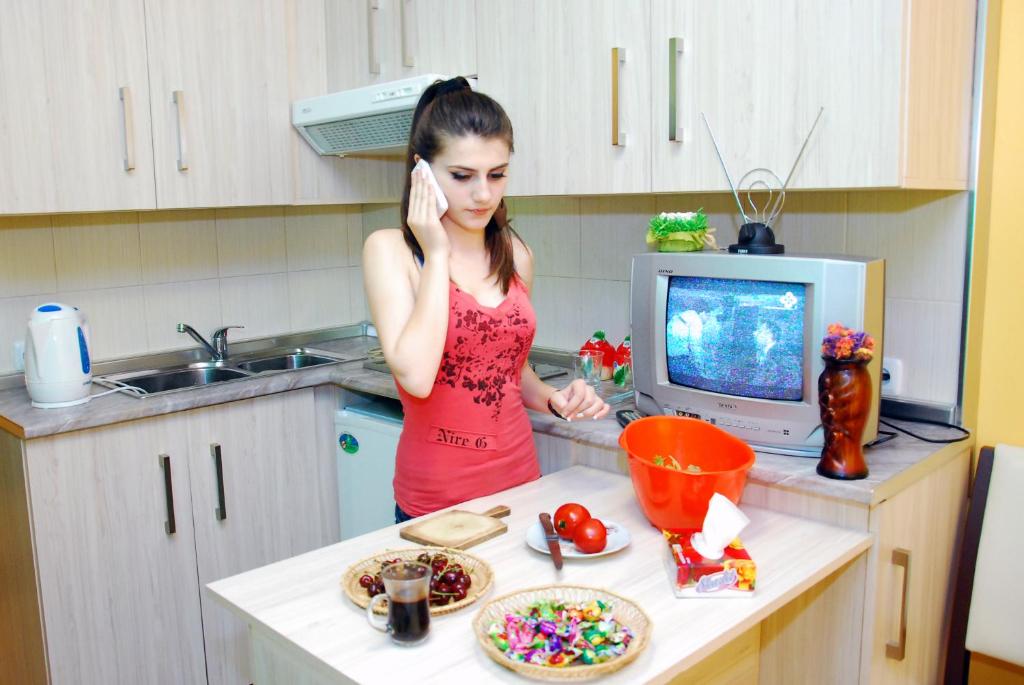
[401,77,519,294]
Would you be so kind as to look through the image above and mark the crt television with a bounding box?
[630,251,884,456]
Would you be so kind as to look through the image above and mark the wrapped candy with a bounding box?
[580,331,616,380]
[613,336,632,387]
[488,600,635,669]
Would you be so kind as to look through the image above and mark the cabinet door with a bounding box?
[651,0,902,193]
[865,450,970,683]
[475,0,651,196]
[145,0,292,208]
[398,0,477,81]
[24,415,206,685]
[290,0,409,204]
[0,0,156,214]
[326,0,476,92]
[187,389,330,685]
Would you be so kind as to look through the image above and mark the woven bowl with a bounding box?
[472,585,651,681]
[342,546,493,617]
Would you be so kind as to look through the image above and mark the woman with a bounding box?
[363,77,611,522]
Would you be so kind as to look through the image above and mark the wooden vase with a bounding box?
[817,357,871,480]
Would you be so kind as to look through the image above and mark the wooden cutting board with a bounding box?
[399,505,511,550]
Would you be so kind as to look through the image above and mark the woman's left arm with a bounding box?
[516,238,610,420]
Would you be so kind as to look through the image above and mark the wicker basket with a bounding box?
[472,585,651,681]
[341,547,493,617]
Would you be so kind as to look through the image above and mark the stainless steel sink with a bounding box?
[110,365,252,395]
[94,347,348,398]
[235,352,339,373]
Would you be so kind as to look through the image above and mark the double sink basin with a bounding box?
[94,348,344,398]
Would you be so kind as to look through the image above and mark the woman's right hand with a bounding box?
[408,167,449,259]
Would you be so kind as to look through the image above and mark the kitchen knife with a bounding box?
[538,512,564,570]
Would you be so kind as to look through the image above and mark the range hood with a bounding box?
[293,74,458,157]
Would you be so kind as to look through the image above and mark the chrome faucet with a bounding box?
[212,326,244,360]
[176,323,244,361]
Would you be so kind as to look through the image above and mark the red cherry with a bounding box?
[358,574,374,588]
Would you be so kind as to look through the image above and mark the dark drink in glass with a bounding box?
[389,597,430,643]
[366,561,431,645]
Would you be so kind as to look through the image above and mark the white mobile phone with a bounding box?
[413,158,449,218]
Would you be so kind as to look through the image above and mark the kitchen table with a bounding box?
[207,466,871,684]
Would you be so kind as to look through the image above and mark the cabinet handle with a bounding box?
[119,86,136,171]
[172,90,188,171]
[400,0,415,67]
[611,47,627,146]
[886,548,911,660]
[211,443,227,521]
[160,454,176,535]
[668,38,684,142]
[367,0,381,74]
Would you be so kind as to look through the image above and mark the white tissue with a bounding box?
[413,159,449,218]
[690,493,750,560]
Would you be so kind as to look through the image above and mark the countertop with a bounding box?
[0,334,972,507]
[206,465,872,684]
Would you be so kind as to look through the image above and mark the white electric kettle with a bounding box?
[24,303,93,408]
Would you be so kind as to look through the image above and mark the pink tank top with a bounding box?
[394,276,540,516]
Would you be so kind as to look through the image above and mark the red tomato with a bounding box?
[553,503,591,540]
[573,518,608,554]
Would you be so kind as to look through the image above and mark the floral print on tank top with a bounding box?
[434,287,533,420]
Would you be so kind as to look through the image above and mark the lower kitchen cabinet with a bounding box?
[186,389,330,685]
[1,387,337,685]
[23,412,207,685]
[863,452,970,684]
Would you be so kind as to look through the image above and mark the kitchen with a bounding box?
[1,1,1021,684]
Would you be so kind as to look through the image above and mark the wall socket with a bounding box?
[12,340,26,372]
[881,356,904,396]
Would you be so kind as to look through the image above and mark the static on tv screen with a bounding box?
[665,276,805,401]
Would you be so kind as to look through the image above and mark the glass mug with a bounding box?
[366,561,431,645]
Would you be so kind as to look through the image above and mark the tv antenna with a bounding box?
[701,108,824,254]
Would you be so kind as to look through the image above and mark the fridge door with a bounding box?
[335,406,402,539]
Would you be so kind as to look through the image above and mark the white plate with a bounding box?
[526,520,631,558]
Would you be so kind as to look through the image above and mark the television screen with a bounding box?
[665,276,806,401]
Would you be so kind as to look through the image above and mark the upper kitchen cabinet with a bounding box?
[144,0,293,208]
[650,0,977,192]
[287,1,407,204]
[0,0,156,214]
[325,0,477,92]
[298,0,476,204]
[475,0,652,196]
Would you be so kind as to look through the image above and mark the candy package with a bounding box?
[663,530,757,598]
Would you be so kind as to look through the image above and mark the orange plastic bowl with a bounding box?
[619,416,755,530]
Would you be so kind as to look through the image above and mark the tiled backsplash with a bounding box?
[0,189,967,405]
[506,191,968,406]
[0,207,367,373]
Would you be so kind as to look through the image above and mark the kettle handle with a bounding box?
[27,318,49,374]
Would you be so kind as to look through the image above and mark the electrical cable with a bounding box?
[864,429,897,448]
[90,379,149,399]
[878,416,971,444]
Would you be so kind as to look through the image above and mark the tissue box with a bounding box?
[663,530,757,598]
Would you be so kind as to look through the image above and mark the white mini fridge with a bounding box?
[335,398,403,539]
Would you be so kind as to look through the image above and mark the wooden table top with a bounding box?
[207,466,871,684]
